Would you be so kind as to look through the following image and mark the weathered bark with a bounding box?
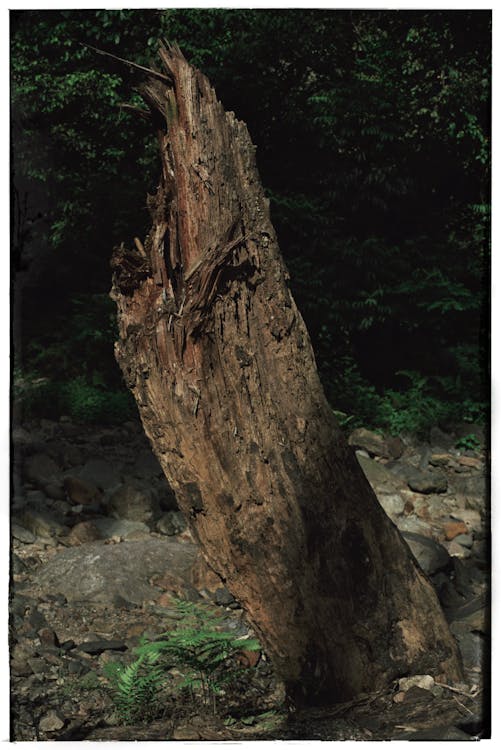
[111,43,462,705]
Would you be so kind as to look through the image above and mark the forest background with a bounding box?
[11,8,491,437]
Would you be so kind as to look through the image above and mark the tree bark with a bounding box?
[110,43,462,706]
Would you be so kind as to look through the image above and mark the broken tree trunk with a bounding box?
[110,43,462,705]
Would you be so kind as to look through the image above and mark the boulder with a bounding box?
[19,509,68,540]
[349,428,388,457]
[65,521,103,546]
[25,453,60,488]
[33,537,198,606]
[407,469,447,494]
[108,483,161,526]
[92,517,150,540]
[401,531,450,575]
[64,476,101,506]
[79,459,123,492]
[356,454,407,493]
[443,519,468,541]
[156,510,187,536]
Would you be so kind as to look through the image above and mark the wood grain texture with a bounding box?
[111,43,462,705]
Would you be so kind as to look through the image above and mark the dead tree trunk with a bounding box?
[110,43,462,706]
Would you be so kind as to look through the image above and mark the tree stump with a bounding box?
[111,43,462,705]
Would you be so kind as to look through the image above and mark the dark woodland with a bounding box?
[10,9,490,741]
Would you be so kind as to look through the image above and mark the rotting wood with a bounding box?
[110,42,462,706]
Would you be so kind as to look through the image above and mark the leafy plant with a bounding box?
[104,652,166,725]
[455,433,481,453]
[104,598,261,723]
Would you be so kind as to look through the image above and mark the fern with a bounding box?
[104,597,261,722]
[104,651,165,725]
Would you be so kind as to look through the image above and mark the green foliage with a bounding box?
[455,433,481,453]
[11,9,489,431]
[104,598,261,723]
[104,653,165,725]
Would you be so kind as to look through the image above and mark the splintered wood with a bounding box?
[111,42,462,705]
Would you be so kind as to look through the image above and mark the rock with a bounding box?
[458,455,482,470]
[25,489,47,508]
[65,521,103,546]
[454,509,483,533]
[156,510,187,536]
[44,480,65,500]
[443,519,468,540]
[401,531,450,575]
[64,476,101,505]
[93,517,150,540]
[39,710,65,733]
[11,659,33,677]
[214,587,235,606]
[452,631,485,669]
[79,458,122,491]
[454,533,473,548]
[348,428,388,457]
[407,469,447,494]
[404,725,474,741]
[27,657,51,674]
[377,493,405,518]
[19,509,67,540]
[442,540,471,559]
[356,454,407,493]
[396,515,435,537]
[398,674,435,692]
[12,523,36,544]
[108,483,160,526]
[38,627,59,648]
[429,453,453,468]
[62,444,84,467]
[386,435,405,459]
[33,537,198,606]
[429,425,453,449]
[77,639,127,655]
[25,453,60,488]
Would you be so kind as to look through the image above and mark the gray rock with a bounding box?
[401,531,450,575]
[377,493,405,518]
[214,587,235,606]
[39,710,65,733]
[453,631,485,669]
[157,511,187,536]
[407,469,447,494]
[64,476,101,506]
[400,725,474,741]
[79,458,123,491]
[62,444,84,467]
[44,480,65,500]
[348,428,388,457]
[33,537,198,606]
[25,453,60,487]
[19,509,68,540]
[93,517,150,539]
[356,454,407,493]
[12,523,36,544]
[454,533,474,548]
[429,425,454,449]
[108,483,160,526]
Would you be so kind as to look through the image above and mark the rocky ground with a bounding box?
[10,416,489,740]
